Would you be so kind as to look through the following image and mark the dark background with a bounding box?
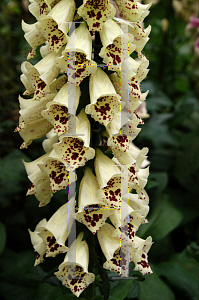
[0,0,199,299]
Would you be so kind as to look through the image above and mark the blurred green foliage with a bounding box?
[0,0,199,299]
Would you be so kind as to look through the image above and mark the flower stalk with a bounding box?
[16,0,153,297]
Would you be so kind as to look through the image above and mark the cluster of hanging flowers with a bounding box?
[16,0,153,297]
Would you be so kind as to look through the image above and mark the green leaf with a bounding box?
[126,280,140,299]
[147,94,173,113]
[155,252,199,300]
[109,279,137,300]
[0,149,30,200]
[35,283,63,300]
[140,195,183,240]
[148,172,168,192]
[138,267,175,300]
[137,113,176,149]
[0,221,6,255]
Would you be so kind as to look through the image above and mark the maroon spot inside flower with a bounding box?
[96,11,102,20]
[137,260,149,268]
[87,10,95,18]
[93,22,100,28]
[71,153,79,160]
[37,80,46,91]
[40,3,48,14]
[47,236,56,247]
[50,171,65,184]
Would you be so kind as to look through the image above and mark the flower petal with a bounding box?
[45,197,75,246]
[55,233,95,297]
[76,168,113,233]
[131,236,153,275]
[42,83,80,135]
[78,0,116,31]
[86,68,121,126]
[94,148,120,188]
[36,18,69,53]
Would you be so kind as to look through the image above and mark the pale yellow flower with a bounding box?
[99,19,135,71]
[113,16,151,53]
[29,196,75,265]
[42,83,80,135]
[55,232,95,297]
[86,67,122,127]
[76,167,113,233]
[78,0,116,31]
[21,20,45,59]
[115,0,151,23]
[56,22,97,84]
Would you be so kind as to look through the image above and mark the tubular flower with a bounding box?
[76,167,114,233]
[36,0,76,53]
[85,67,123,127]
[20,52,61,100]
[17,0,153,296]
[41,83,80,135]
[131,236,153,275]
[115,0,151,22]
[109,199,145,243]
[97,223,133,276]
[56,22,97,85]
[29,196,75,265]
[28,0,51,21]
[78,0,116,31]
[55,232,95,297]
[22,21,46,59]
[99,19,135,71]
[114,17,151,53]
[46,109,95,172]
[98,223,152,276]
[23,154,53,206]
[94,148,124,209]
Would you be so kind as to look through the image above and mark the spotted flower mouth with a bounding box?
[17,0,152,297]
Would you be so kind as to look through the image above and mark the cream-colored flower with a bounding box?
[15,93,54,148]
[16,116,53,149]
[78,0,116,31]
[116,56,146,100]
[38,158,70,193]
[42,83,80,135]
[86,67,122,127]
[42,129,59,153]
[99,19,135,70]
[122,189,150,221]
[56,23,97,85]
[94,149,127,209]
[29,196,75,265]
[17,93,55,124]
[35,0,75,52]
[41,109,95,174]
[55,232,95,297]
[115,0,151,23]
[76,167,113,233]
[97,223,131,276]
[109,200,145,243]
[108,135,148,166]
[23,154,53,206]
[20,52,61,100]
[28,0,51,21]
[131,236,153,275]
[113,17,151,53]
[109,72,149,120]
[21,20,45,59]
